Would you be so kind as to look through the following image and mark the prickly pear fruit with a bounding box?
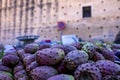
[62,45,77,54]
[82,42,96,59]
[17,49,26,60]
[14,65,24,74]
[2,54,19,67]
[101,47,115,61]
[4,49,17,56]
[47,74,75,80]
[64,50,88,70]
[26,61,39,73]
[95,60,120,76]
[0,71,13,80]
[74,63,102,80]
[36,48,65,65]
[55,61,73,74]
[23,54,36,67]
[30,66,58,80]
[14,70,27,80]
[0,61,12,73]
[51,44,77,55]
[72,42,84,50]
[39,43,51,50]
[24,43,39,53]
[17,76,30,80]
[103,75,120,80]
[93,51,105,62]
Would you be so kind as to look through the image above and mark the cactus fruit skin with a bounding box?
[13,61,30,80]
[17,49,26,60]
[2,49,19,68]
[95,60,120,76]
[30,66,58,80]
[24,43,39,54]
[74,63,102,80]
[93,52,105,62]
[36,48,65,66]
[62,45,77,54]
[4,49,17,56]
[14,65,24,74]
[14,70,27,80]
[23,54,36,67]
[102,75,120,80]
[0,65,12,73]
[17,76,30,80]
[39,43,51,50]
[26,61,39,73]
[0,71,13,80]
[47,74,75,80]
[2,54,19,67]
[64,50,88,70]
[82,42,96,59]
[51,44,63,48]
[71,42,84,50]
[51,44,77,55]
[0,61,12,73]
[101,47,115,61]
[55,61,74,75]
[51,44,64,50]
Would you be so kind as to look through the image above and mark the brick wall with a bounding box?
[0,0,120,45]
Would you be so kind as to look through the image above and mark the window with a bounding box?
[82,6,91,18]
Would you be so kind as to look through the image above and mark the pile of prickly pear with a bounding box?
[0,41,120,80]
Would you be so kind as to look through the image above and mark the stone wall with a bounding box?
[0,0,120,45]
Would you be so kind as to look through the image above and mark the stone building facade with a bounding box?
[0,0,120,45]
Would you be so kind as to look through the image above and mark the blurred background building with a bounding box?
[0,0,120,45]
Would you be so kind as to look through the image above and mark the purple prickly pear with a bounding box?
[54,61,73,74]
[36,48,65,65]
[17,76,30,80]
[26,61,39,74]
[14,65,24,74]
[23,54,36,67]
[101,47,115,61]
[64,50,88,70]
[95,60,120,76]
[2,54,19,67]
[74,63,102,80]
[51,44,77,55]
[39,43,51,50]
[82,42,96,59]
[24,43,39,54]
[0,66,12,73]
[47,74,75,80]
[14,70,27,80]
[0,61,12,73]
[103,75,120,80]
[17,49,26,60]
[30,66,58,80]
[4,49,17,56]
[62,45,77,55]
[0,71,13,80]
[92,51,105,62]
[71,42,84,50]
